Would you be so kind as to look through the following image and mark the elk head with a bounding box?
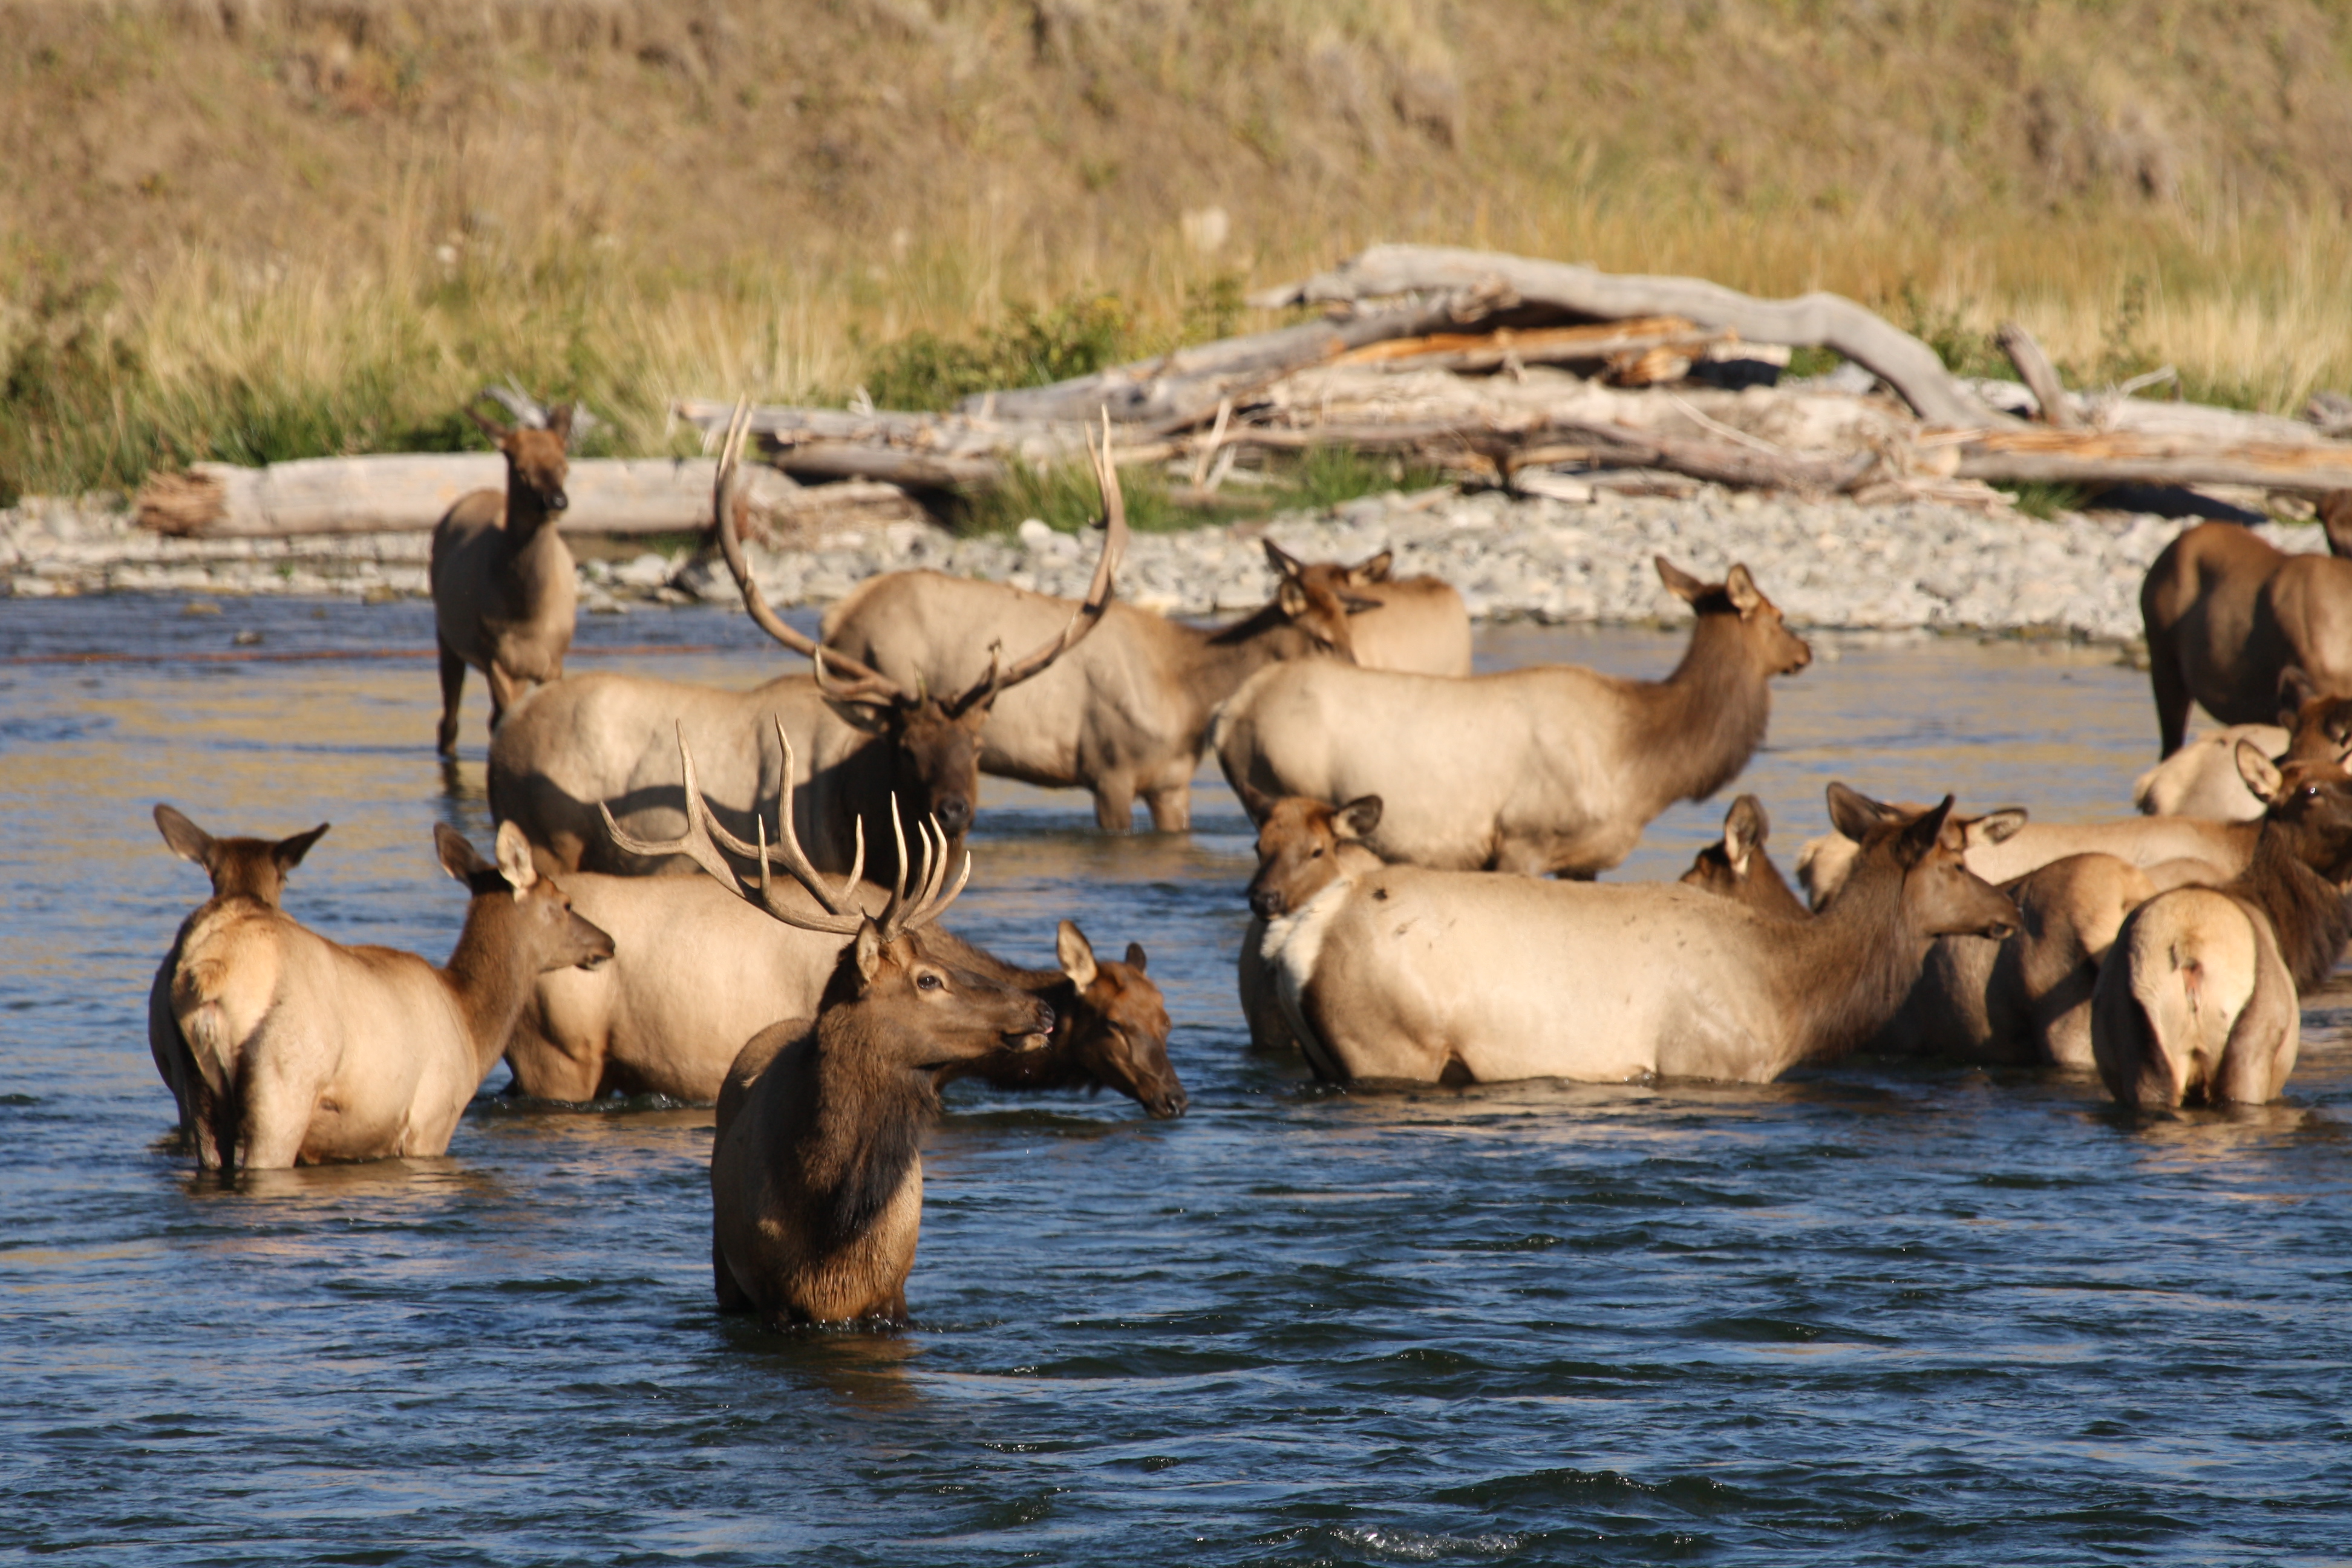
[2277,668,2352,769]
[1677,794,1807,920]
[1656,557,1812,677]
[1263,540,1385,661]
[1823,785,2019,941]
[469,402,572,527]
[154,804,329,907]
[436,820,615,972]
[1053,921,1185,1117]
[1242,784,1382,918]
[708,397,1127,846]
[2237,740,2352,881]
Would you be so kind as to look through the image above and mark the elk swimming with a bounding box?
[432,402,579,753]
[599,729,1051,1327]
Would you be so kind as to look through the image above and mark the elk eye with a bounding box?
[1310,846,1324,858]
[916,972,942,991]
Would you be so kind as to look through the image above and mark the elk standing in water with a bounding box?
[490,401,1122,878]
[1216,558,1812,877]
[2140,521,2352,757]
[165,822,612,1170]
[147,806,330,1150]
[432,403,578,753]
[2092,743,2352,1108]
[600,730,1052,1326]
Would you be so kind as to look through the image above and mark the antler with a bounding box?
[944,408,1129,716]
[710,396,914,707]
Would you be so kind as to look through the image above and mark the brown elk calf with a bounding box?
[600,731,1052,1326]
[2093,743,2352,1108]
[166,821,613,1169]
[2140,521,2352,757]
[1676,795,1808,920]
[432,405,578,753]
[148,806,330,1147]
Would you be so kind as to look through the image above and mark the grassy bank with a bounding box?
[5,0,2350,503]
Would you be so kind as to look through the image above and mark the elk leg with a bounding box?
[1093,777,1139,832]
[1142,780,1192,834]
[483,662,522,736]
[713,1238,751,1312]
[436,638,467,755]
[2149,645,2191,757]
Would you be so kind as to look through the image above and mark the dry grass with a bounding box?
[5,0,2350,500]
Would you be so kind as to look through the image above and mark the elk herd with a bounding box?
[137,394,2352,1328]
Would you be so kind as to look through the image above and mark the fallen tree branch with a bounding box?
[1955,429,2352,492]
[1994,322,2080,428]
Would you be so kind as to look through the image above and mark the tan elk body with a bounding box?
[165,822,613,1169]
[431,406,579,752]
[2140,522,2352,756]
[1241,785,2016,1086]
[1215,559,1812,876]
[147,806,330,1148]
[2093,743,2352,1108]
[2131,688,2352,821]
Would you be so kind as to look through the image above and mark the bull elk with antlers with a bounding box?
[489,400,1125,880]
[599,729,1051,1327]
[432,403,579,753]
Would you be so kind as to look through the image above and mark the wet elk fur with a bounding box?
[2092,744,2352,1108]
[432,404,578,753]
[1215,558,1812,877]
[147,805,330,1146]
[1241,784,2016,1085]
[164,822,613,1170]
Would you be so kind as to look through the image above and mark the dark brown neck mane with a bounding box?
[1624,604,1775,806]
[2227,826,2352,992]
[1184,601,1336,708]
[1767,845,1933,1070]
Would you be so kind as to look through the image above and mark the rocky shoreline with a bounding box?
[2,485,2320,645]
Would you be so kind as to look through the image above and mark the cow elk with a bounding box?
[147,806,330,1149]
[2131,679,2352,822]
[1677,795,1807,920]
[1797,806,2246,909]
[489,400,1122,877]
[2092,743,2352,1108]
[1240,783,2015,1086]
[2140,521,2352,757]
[1215,557,1812,877]
[164,820,613,1171]
[432,403,579,753]
[1260,540,1472,676]
[599,729,1050,1326]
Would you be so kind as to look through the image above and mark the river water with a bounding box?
[5,596,2351,1565]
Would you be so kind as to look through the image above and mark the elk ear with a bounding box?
[434,822,493,883]
[852,921,886,987]
[1655,556,1705,603]
[1350,549,1394,584]
[1824,782,1896,841]
[1897,795,1957,867]
[2236,738,2285,804]
[154,804,215,868]
[1967,808,2030,846]
[1261,538,1304,578]
[1056,920,1099,990]
[494,820,539,895]
[1124,941,1148,972]
[1724,564,1763,615]
[273,822,330,871]
[1723,794,1768,870]
[1236,779,1278,823]
[545,403,575,443]
[1276,577,1311,620]
[466,406,513,445]
[1335,794,1383,840]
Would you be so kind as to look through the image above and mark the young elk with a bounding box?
[1215,558,1812,877]
[601,731,1052,1327]
[1260,540,1472,676]
[2092,743,2352,1109]
[432,403,578,753]
[489,402,1123,878]
[147,806,330,1147]
[1676,795,1807,920]
[165,820,613,1170]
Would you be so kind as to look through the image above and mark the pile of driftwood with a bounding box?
[138,245,2352,538]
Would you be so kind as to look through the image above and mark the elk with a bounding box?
[147,806,330,1149]
[1215,558,1812,877]
[431,403,578,753]
[164,820,613,1170]
[598,730,1051,1327]
[2092,743,2352,1108]
[1260,540,1472,676]
[2132,681,2352,820]
[506,742,1183,1116]
[1676,795,1807,920]
[2140,521,2352,757]
[1240,782,2016,1086]
[817,501,1370,835]
[489,400,1123,876]
[1797,807,2246,909]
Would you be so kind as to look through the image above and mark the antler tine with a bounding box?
[904,828,973,933]
[875,791,916,933]
[734,714,868,918]
[711,393,911,701]
[596,724,756,892]
[956,409,1128,709]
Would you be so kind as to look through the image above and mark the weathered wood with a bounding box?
[1254,244,2012,428]
[1994,322,2080,428]
[771,442,1005,490]
[1956,430,2352,493]
[1337,319,1733,374]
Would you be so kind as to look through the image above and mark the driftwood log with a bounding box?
[1994,323,2080,429]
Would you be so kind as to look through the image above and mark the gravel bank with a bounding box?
[2,486,2320,644]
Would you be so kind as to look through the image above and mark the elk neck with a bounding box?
[1760,846,1933,1072]
[1622,611,1775,806]
[439,895,557,1080]
[782,1010,940,1250]
[2226,823,2352,992]
[1187,601,1341,708]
